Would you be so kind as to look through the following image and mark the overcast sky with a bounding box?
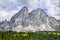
[0,0,60,21]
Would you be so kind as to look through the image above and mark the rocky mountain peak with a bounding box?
[10,7,28,23]
[0,7,60,31]
[21,7,28,12]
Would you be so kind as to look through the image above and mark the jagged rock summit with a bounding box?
[0,7,60,32]
[10,7,29,29]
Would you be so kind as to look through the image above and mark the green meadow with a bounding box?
[0,31,60,40]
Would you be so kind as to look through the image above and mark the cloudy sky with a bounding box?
[0,0,60,21]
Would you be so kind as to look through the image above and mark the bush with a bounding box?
[0,31,60,40]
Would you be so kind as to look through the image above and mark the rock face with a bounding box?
[0,20,10,31]
[29,9,48,27]
[10,7,29,30]
[49,17,59,26]
[57,20,60,25]
[0,7,60,31]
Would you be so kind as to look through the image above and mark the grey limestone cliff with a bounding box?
[0,7,60,31]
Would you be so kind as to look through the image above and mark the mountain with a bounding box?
[57,20,60,24]
[9,7,29,30]
[0,7,60,31]
[29,9,48,26]
[0,20,10,31]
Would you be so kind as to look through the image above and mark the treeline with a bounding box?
[0,31,60,40]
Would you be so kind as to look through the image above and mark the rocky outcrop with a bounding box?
[9,7,29,30]
[0,20,10,31]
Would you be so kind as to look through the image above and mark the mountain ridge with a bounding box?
[0,7,60,31]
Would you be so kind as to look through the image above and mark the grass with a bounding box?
[0,31,60,40]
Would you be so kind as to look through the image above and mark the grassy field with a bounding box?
[0,31,60,40]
